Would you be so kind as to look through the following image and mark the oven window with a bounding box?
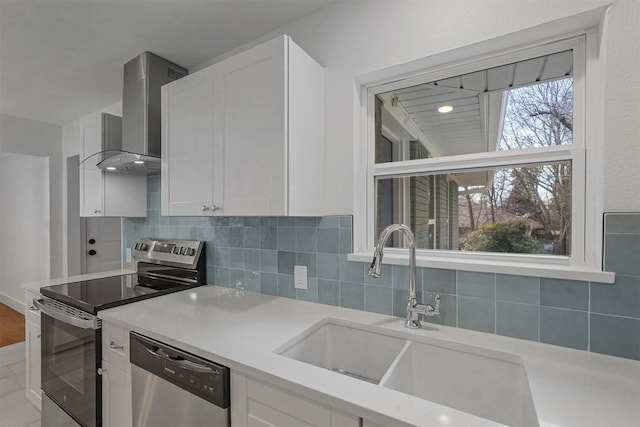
[48,325,88,394]
[41,313,99,427]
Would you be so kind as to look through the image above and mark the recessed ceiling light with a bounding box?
[134,160,145,165]
[106,166,116,171]
[437,105,454,113]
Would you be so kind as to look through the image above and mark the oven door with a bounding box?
[37,298,101,427]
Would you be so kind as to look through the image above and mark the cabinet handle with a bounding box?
[98,367,106,376]
[202,203,221,213]
[94,209,101,214]
[109,340,125,350]
[36,333,41,338]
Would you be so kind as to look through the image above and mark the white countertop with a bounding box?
[99,285,640,427]
[21,269,136,292]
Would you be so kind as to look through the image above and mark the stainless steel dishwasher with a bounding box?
[130,332,230,427]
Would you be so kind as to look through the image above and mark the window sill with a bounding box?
[347,252,616,284]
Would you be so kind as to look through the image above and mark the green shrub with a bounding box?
[462,218,543,254]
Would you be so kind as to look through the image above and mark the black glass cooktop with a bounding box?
[40,273,200,314]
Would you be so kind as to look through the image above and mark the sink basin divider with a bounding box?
[378,340,412,387]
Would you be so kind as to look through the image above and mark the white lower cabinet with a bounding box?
[25,321,41,408]
[24,290,41,409]
[101,321,132,427]
[231,371,360,427]
[101,360,132,427]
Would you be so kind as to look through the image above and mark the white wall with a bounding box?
[0,114,63,281]
[195,0,637,214]
[600,0,640,211]
[0,154,50,310]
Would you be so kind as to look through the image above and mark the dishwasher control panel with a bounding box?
[160,358,224,399]
[130,332,230,408]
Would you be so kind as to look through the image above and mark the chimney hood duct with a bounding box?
[96,52,188,175]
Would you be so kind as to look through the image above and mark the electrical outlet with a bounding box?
[294,265,308,290]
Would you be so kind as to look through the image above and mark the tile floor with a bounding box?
[0,342,40,427]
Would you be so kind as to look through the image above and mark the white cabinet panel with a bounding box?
[220,36,287,216]
[161,67,219,216]
[101,322,130,374]
[101,360,132,427]
[24,290,41,409]
[80,114,104,216]
[232,372,359,427]
[246,377,331,427]
[25,320,41,409]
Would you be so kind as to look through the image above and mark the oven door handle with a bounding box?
[33,298,100,330]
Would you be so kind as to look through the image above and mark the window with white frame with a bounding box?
[355,34,607,277]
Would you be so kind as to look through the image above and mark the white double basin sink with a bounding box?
[275,318,539,427]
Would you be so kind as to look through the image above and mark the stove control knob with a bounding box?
[179,247,187,255]
[171,246,179,254]
[134,243,140,250]
[187,248,196,256]
[141,244,149,251]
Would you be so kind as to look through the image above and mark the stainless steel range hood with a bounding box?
[96,52,188,175]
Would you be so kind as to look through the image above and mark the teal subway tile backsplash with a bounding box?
[605,213,640,234]
[590,314,640,360]
[458,296,495,333]
[364,285,393,315]
[496,274,539,304]
[590,275,640,318]
[123,178,640,360]
[540,278,589,311]
[457,271,495,299]
[340,282,364,310]
[604,234,640,276]
[496,301,539,341]
[540,307,588,350]
[423,268,456,294]
[318,279,340,306]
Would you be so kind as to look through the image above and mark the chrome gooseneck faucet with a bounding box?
[368,224,440,329]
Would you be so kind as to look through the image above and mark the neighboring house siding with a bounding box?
[410,141,430,248]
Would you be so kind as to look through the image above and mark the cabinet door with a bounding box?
[80,114,104,216]
[246,377,331,427]
[101,361,132,427]
[161,67,218,216]
[25,321,41,409]
[219,36,287,216]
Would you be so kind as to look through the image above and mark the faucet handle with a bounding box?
[413,294,441,317]
[432,294,441,312]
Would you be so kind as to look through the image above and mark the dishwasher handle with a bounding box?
[141,343,221,374]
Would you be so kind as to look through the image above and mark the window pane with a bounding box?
[375,162,572,256]
[500,78,573,151]
[375,51,573,163]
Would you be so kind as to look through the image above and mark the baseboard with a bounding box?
[0,292,24,314]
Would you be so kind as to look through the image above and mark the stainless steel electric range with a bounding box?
[34,238,206,427]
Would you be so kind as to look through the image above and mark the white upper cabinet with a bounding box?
[161,66,221,216]
[161,35,327,216]
[79,112,147,217]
